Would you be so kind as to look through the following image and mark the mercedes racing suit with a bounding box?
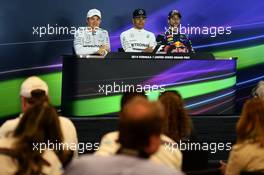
[74,27,110,55]
[156,28,194,53]
[120,28,157,52]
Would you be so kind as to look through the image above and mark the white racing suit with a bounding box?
[120,28,157,52]
[74,27,110,55]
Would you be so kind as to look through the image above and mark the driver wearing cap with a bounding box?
[120,9,156,53]
[74,9,110,56]
[156,10,194,53]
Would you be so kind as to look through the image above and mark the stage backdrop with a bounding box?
[0,0,263,118]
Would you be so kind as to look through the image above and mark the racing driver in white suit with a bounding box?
[74,9,110,56]
[120,9,156,53]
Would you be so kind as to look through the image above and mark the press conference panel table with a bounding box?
[61,53,237,117]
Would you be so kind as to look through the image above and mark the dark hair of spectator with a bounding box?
[120,91,147,109]
[159,90,192,141]
[13,90,71,174]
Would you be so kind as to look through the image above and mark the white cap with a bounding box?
[20,76,49,98]
[87,9,101,19]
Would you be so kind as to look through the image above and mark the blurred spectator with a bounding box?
[120,91,147,109]
[0,95,69,175]
[223,98,264,175]
[159,90,208,171]
[252,81,264,99]
[65,97,183,175]
[0,76,78,156]
[159,91,193,141]
[96,92,182,170]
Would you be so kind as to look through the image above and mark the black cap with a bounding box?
[133,9,147,18]
[168,10,182,19]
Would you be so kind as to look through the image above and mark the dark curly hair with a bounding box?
[159,90,192,141]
